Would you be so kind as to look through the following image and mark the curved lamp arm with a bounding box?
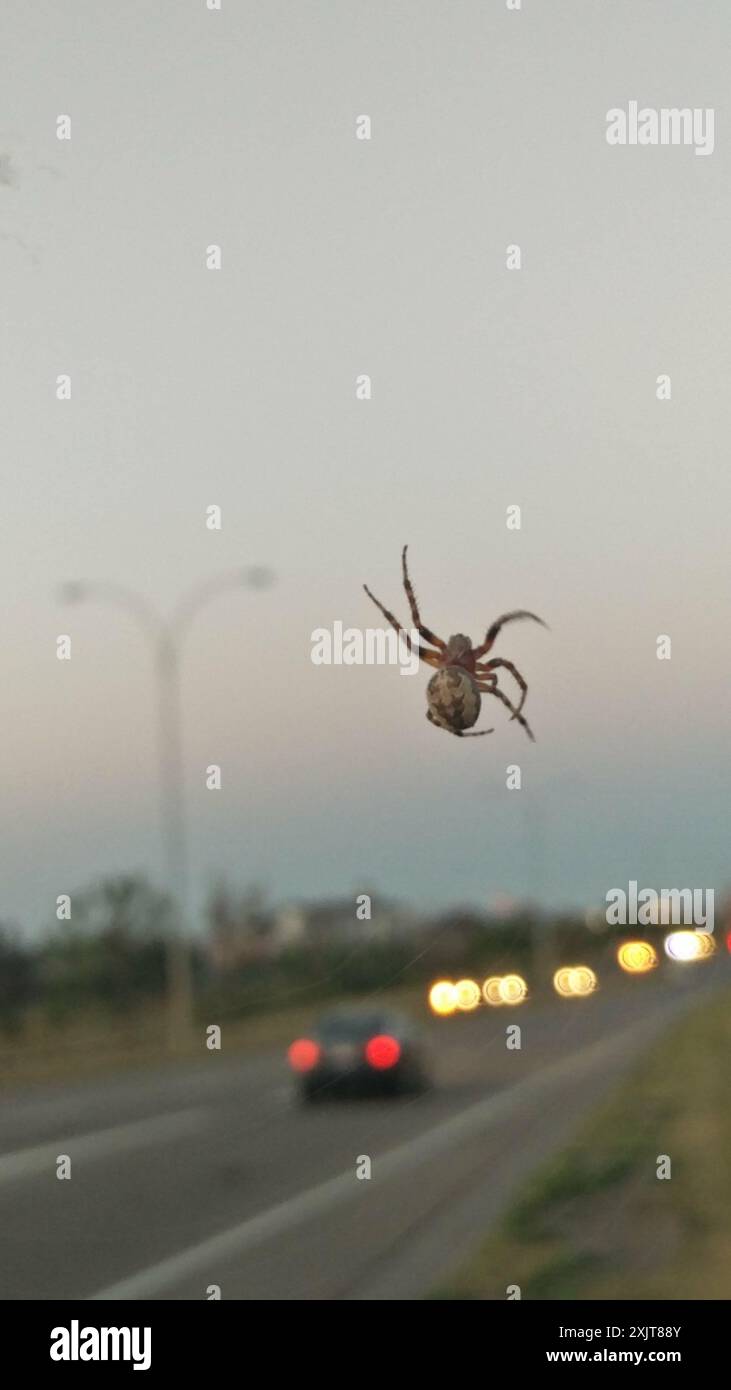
[168,566,275,644]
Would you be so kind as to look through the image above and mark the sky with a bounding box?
[2,0,731,937]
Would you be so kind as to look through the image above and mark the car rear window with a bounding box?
[318,1014,392,1043]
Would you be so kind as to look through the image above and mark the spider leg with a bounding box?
[363,585,440,666]
[476,678,536,742]
[427,711,493,736]
[473,610,547,660]
[401,546,446,650]
[476,657,529,716]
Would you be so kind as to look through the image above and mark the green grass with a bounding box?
[432,987,731,1300]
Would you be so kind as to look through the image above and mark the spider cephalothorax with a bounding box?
[363,547,546,741]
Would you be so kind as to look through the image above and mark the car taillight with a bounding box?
[365,1034,401,1070]
[288,1038,321,1072]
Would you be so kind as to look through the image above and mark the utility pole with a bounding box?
[523,797,554,998]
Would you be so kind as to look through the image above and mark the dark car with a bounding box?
[288,1007,432,1102]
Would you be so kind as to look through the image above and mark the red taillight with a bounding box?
[288,1038,321,1072]
[365,1034,401,1070]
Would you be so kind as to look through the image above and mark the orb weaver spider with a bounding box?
[363,546,546,741]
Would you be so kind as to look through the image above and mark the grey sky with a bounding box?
[2,1,730,936]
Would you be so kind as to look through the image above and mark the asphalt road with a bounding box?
[0,964,726,1301]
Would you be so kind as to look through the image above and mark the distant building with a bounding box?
[270,906,307,952]
[207,887,418,969]
[273,895,417,949]
[207,886,277,969]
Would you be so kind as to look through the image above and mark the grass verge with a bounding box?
[431,986,731,1299]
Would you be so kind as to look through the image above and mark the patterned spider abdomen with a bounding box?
[426,666,481,732]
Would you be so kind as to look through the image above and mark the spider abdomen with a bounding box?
[426,666,481,732]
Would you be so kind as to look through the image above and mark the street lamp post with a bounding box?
[60,568,274,1054]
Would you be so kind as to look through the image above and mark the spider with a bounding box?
[363,546,546,741]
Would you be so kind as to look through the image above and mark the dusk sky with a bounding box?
[3,0,731,936]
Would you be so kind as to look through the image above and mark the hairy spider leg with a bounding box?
[473,610,547,660]
[476,677,536,742]
[401,546,446,650]
[476,657,529,716]
[363,585,440,666]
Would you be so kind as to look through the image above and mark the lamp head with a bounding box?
[58,582,88,603]
[243,566,275,590]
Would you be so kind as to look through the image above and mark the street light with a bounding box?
[59,568,275,1054]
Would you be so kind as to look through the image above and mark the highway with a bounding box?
[0,965,725,1301]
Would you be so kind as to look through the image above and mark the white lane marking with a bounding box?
[0,1109,205,1186]
[91,1013,661,1301]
